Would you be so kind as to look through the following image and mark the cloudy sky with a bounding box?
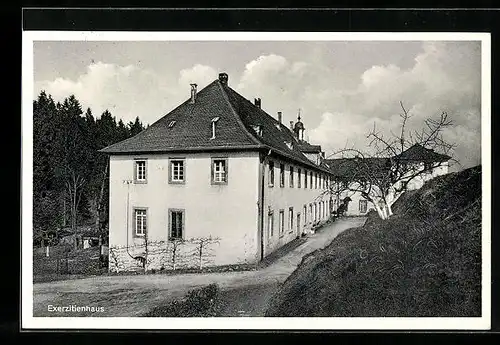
[33,40,482,170]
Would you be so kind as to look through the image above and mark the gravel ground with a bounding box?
[32,217,366,317]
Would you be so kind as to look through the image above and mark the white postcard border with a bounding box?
[22,31,491,330]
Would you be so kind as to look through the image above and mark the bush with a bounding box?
[143,284,220,317]
[266,166,482,317]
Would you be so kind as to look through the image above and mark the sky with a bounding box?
[33,40,482,170]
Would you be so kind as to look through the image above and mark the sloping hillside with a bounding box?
[266,165,482,317]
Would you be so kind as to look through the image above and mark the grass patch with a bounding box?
[143,284,221,317]
[266,166,482,317]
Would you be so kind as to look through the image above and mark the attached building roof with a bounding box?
[395,144,451,162]
[324,157,390,179]
[324,144,451,178]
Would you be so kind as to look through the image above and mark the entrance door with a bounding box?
[296,213,301,238]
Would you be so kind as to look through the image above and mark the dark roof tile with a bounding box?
[100,78,331,173]
[396,144,451,162]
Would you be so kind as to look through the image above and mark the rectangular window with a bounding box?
[134,160,147,183]
[359,200,368,213]
[309,171,313,188]
[424,162,434,171]
[289,166,294,188]
[304,170,308,188]
[298,169,302,188]
[134,208,147,237]
[269,161,274,187]
[309,204,313,222]
[211,158,228,184]
[303,205,307,224]
[169,209,184,240]
[315,173,318,189]
[268,211,274,238]
[279,210,285,236]
[280,163,285,188]
[169,159,185,184]
[288,207,294,233]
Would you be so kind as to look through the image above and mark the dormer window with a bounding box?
[275,124,282,131]
[252,124,263,136]
[211,117,220,139]
[168,120,176,128]
[284,141,293,150]
[424,161,434,171]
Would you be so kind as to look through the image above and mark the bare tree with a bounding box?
[190,236,221,270]
[95,160,109,233]
[327,102,456,220]
[170,239,185,270]
[65,170,86,231]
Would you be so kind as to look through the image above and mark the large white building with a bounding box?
[101,73,335,272]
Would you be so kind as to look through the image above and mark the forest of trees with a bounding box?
[33,91,147,247]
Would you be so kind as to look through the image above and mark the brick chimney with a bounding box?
[190,83,197,104]
[218,72,228,86]
[254,98,261,109]
[277,111,282,124]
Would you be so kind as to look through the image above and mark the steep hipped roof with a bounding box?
[100,75,330,173]
[324,157,389,179]
[99,79,261,153]
[324,144,451,178]
[396,144,451,162]
[297,142,322,153]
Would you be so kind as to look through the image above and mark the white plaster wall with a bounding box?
[338,161,450,216]
[335,182,374,217]
[262,156,331,256]
[406,161,450,190]
[108,151,260,270]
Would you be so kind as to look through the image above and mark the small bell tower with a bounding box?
[293,109,305,141]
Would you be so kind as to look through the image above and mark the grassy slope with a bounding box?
[266,165,482,317]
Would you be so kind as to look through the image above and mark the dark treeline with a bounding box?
[33,91,146,247]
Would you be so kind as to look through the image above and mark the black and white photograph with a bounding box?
[22,31,491,330]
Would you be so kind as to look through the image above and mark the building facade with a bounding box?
[325,145,451,216]
[102,73,334,272]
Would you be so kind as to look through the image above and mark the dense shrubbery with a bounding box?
[143,284,220,317]
[266,166,481,317]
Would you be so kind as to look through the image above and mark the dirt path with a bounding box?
[33,217,366,317]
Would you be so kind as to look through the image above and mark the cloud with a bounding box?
[178,64,218,88]
[235,42,481,170]
[35,62,218,125]
[35,42,481,170]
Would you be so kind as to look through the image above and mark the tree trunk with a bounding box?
[386,204,393,217]
[94,199,100,231]
[62,197,67,227]
[199,242,204,270]
[96,161,109,232]
[373,201,388,220]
